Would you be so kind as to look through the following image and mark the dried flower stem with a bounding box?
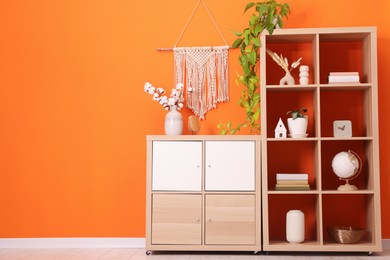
[266,49,302,72]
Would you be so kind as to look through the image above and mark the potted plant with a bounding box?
[218,0,290,135]
[286,108,308,137]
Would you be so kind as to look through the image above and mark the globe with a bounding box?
[331,150,361,191]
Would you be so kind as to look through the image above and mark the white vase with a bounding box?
[299,65,310,85]
[280,71,295,85]
[164,106,183,135]
[286,210,305,243]
[287,117,308,137]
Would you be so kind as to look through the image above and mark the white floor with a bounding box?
[0,248,389,259]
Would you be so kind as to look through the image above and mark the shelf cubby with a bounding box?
[267,141,318,191]
[266,194,320,247]
[321,139,373,191]
[266,90,318,139]
[319,88,371,138]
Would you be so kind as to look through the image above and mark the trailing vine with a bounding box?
[218,0,290,135]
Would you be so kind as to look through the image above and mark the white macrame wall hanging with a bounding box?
[158,0,230,120]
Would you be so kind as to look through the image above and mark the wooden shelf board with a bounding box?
[266,85,318,91]
[321,190,374,195]
[319,83,371,90]
[322,241,381,252]
[264,241,380,252]
[268,190,319,195]
[267,138,319,142]
[320,137,373,141]
[267,137,373,141]
[264,240,321,251]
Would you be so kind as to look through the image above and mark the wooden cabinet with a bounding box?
[260,27,382,253]
[146,135,261,253]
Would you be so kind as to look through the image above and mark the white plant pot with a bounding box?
[287,117,308,136]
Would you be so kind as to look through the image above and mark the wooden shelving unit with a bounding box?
[260,27,382,253]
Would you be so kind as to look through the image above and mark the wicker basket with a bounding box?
[327,226,365,244]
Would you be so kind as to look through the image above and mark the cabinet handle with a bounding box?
[208,219,212,222]
[208,164,211,168]
[196,165,200,168]
[196,218,200,222]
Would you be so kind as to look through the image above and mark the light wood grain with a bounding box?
[152,194,202,245]
[205,195,256,245]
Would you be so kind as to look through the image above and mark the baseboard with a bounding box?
[384,239,390,250]
[0,238,145,248]
[0,238,389,249]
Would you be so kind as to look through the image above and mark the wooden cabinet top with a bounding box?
[147,135,261,141]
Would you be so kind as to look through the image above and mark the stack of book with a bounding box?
[328,72,360,83]
[275,173,310,191]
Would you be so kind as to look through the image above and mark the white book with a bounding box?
[328,75,360,83]
[276,173,309,181]
[329,72,359,76]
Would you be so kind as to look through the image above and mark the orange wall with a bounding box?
[0,0,389,238]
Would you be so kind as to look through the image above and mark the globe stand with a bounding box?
[337,179,358,191]
[332,150,362,192]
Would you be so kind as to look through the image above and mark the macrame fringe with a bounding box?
[174,46,229,120]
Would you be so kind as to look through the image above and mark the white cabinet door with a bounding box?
[152,141,202,191]
[205,141,255,191]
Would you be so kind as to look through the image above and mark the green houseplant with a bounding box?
[218,0,290,135]
[286,108,307,120]
[286,108,308,137]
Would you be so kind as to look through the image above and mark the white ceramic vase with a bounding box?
[164,106,183,135]
[286,210,305,243]
[287,117,308,137]
[280,71,295,85]
[299,65,310,85]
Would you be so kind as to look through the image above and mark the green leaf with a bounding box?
[248,51,257,65]
[250,14,257,26]
[231,30,243,37]
[240,55,248,66]
[244,2,255,13]
[243,30,250,45]
[249,76,259,85]
[257,3,269,16]
[227,121,232,129]
[232,38,244,48]
[252,37,261,47]
[253,111,260,121]
[280,3,290,16]
[254,24,264,35]
[278,18,284,28]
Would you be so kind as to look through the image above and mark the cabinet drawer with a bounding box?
[205,141,255,191]
[152,141,202,191]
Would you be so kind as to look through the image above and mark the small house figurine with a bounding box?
[275,118,287,138]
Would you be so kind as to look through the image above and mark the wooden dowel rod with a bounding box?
[157,46,232,51]
[157,48,174,51]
